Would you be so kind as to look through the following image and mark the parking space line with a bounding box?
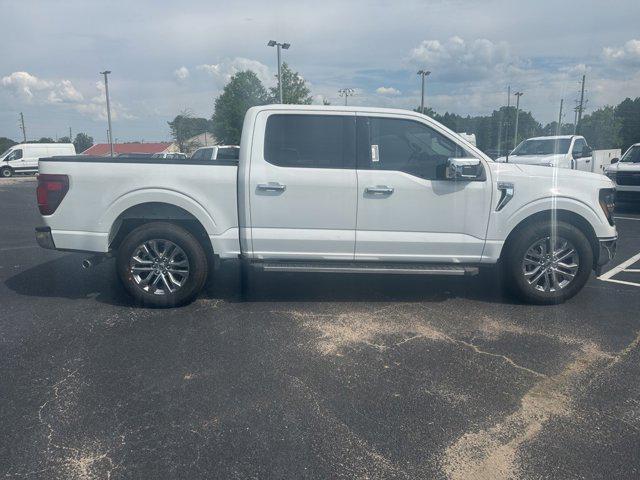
[614,216,640,221]
[598,251,640,288]
[599,277,640,287]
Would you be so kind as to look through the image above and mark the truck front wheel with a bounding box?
[116,222,208,307]
[503,220,593,304]
[1,167,13,178]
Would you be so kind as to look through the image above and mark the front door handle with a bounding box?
[257,182,286,192]
[365,185,394,195]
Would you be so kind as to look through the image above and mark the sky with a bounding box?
[1,0,639,143]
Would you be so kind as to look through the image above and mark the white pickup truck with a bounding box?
[606,143,640,201]
[496,135,593,170]
[35,105,617,307]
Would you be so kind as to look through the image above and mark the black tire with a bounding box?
[116,222,208,307]
[503,220,593,304]
[1,167,13,178]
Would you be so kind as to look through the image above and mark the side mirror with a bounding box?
[446,158,483,180]
[611,157,619,164]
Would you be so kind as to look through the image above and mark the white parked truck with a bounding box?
[35,105,617,307]
[496,135,593,171]
[605,143,640,202]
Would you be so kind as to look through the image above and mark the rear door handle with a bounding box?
[365,185,394,195]
[257,182,286,192]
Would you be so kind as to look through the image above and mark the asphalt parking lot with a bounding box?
[1,176,639,480]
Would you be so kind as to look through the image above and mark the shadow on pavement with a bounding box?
[5,253,515,307]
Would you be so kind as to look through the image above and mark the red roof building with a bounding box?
[81,142,175,156]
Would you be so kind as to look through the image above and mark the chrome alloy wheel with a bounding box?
[522,236,579,292]
[129,239,189,295]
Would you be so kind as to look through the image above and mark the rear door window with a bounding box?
[264,114,355,169]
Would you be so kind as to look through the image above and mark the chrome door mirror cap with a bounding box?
[445,157,483,180]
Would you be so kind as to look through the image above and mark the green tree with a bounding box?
[615,97,640,151]
[58,136,72,143]
[168,111,214,152]
[212,70,268,144]
[269,63,313,104]
[542,122,575,136]
[578,106,621,149]
[0,137,17,154]
[36,137,55,143]
[73,133,94,153]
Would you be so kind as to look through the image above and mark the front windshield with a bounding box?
[620,145,640,163]
[511,139,571,156]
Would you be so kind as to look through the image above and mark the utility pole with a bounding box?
[69,127,72,142]
[575,74,586,134]
[507,85,511,108]
[100,70,114,157]
[338,88,355,106]
[557,99,564,135]
[513,91,524,151]
[417,70,431,114]
[19,112,27,142]
[267,40,291,103]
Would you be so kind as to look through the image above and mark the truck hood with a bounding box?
[488,161,613,187]
[606,162,640,173]
[494,153,567,166]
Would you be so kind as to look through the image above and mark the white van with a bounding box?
[1,143,76,178]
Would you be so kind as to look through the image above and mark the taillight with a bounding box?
[37,174,69,215]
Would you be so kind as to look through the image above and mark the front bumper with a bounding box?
[35,226,56,250]
[595,236,617,275]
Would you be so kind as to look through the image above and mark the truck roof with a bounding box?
[250,104,428,116]
[525,135,580,141]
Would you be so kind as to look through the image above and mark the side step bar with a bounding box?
[259,261,479,276]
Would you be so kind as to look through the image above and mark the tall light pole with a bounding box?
[417,70,431,114]
[267,40,290,104]
[513,91,523,151]
[100,70,114,157]
[338,88,355,106]
[557,98,564,135]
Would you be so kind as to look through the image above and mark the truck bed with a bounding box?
[38,156,240,256]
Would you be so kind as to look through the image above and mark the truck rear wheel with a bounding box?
[503,220,593,304]
[116,222,208,307]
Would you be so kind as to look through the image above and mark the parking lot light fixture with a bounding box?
[267,40,291,103]
[417,70,431,114]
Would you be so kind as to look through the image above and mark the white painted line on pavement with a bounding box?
[598,251,640,288]
[624,269,640,273]
[599,277,640,288]
[614,216,640,221]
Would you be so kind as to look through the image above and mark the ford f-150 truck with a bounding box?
[606,143,640,201]
[496,135,593,170]
[35,105,617,307]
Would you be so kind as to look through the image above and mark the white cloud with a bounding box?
[72,81,133,121]
[376,86,401,96]
[1,71,83,104]
[197,57,274,87]
[409,36,513,80]
[603,39,640,65]
[173,66,190,81]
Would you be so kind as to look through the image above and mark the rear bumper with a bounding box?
[595,236,617,275]
[35,226,56,250]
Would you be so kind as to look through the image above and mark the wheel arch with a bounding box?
[108,202,215,260]
[500,209,599,266]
